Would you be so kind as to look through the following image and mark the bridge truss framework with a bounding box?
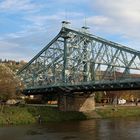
[18,22,140,95]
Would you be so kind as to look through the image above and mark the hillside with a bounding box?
[0,59,26,73]
[0,59,25,100]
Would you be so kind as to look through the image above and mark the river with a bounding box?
[0,118,140,140]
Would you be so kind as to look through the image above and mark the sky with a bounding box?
[0,0,140,61]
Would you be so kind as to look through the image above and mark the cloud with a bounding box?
[0,23,60,61]
[0,0,41,12]
[1,0,140,61]
[57,0,89,4]
[0,40,31,60]
[24,11,84,27]
[62,0,140,51]
[87,16,110,26]
[89,0,140,43]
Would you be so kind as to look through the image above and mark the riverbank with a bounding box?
[0,105,86,125]
[95,106,140,118]
[0,105,140,125]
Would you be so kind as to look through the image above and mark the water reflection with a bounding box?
[0,118,140,140]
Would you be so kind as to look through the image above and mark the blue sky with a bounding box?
[0,0,140,61]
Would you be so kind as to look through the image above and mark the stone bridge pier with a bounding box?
[58,93,95,112]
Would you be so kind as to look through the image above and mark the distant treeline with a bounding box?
[0,59,26,65]
[0,59,26,72]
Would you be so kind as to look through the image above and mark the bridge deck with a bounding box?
[23,79,140,95]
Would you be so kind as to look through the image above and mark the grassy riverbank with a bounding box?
[0,105,86,125]
[95,106,140,118]
[1,105,140,125]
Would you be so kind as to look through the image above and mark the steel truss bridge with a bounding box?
[18,22,140,95]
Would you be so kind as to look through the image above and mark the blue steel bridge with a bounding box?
[18,22,140,96]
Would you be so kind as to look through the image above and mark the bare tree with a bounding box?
[0,64,23,101]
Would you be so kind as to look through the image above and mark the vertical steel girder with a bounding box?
[18,27,140,89]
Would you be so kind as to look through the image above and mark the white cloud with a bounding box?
[0,0,87,61]
[0,0,41,12]
[24,11,84,27]
[90,0,140,38]
[87,16,110,26]
[85,0,140,51]
[0,25,59,61]
[25,15,61,27]
[57,0,89,4]
[2,0,140,61]
[0,40,30,60]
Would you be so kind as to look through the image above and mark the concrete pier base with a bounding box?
[58,93,95,112]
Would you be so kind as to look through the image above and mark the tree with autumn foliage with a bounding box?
[0,64,23,101]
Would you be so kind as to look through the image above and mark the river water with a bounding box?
[0,118,140,140]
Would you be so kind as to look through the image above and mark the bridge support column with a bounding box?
[58,93,95,112]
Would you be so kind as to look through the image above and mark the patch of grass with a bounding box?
[27,106,86,122]
[0,105,86,125]
[1,105,139,125]
[96,106,140,118]
[0,106,36,125]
